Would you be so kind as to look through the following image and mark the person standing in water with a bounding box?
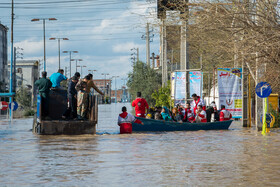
[118,106,143,134]
[132,92,149,118]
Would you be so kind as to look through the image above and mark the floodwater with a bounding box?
[1,103,280,186]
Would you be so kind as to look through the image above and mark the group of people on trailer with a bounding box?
[35,69,104,120]
[118,92,232,134]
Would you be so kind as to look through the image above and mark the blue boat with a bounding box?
[132,118,233,132]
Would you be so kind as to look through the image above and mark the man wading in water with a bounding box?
[132,92,149,118]
[118,106,143,134]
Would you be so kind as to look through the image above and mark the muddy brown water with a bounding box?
[1,103,280,186]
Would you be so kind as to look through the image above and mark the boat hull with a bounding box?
[132,118,233,132]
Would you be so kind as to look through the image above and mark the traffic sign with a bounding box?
[260,113,275,128]
[255,82,272,98]
[9,101,18,111]
[0,101,9,111]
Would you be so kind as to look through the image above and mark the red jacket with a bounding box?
[195,110,207,123]
[220,109,232,121]
[132,98,149,117]
[118,112,142,134]
[184,108,195,122]
[191,96,206,113]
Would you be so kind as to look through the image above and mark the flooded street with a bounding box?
[1,103,280,186]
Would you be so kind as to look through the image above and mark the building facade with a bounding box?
[111,86,130,103]
[92,79,112,103]
[8,60,40,104]
[0,24,8,91]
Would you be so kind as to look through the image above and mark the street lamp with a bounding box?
[77,65,87,77]
[49,37,69,69]
[31,17,57,71]
[111,76,119,103]
[101,73,109,96]
[88,69,97,75]
[71,59,83,73]
[63,51,78,77]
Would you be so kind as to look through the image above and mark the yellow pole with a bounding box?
[248,74,251,127]
[262,97,268,135]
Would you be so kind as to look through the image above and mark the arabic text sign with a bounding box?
[174,72,186,105]
[189,71,203,97]
[217,68,242,118]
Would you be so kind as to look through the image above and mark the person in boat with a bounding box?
[161,106,172,121]
[146,108,155,119]
[183,102,195,123]
[75,75,104,119]
[154,107,163,120]
[171,107,183,122]
[210,101,217,112]
[132,92,149,118]
[50,69,68,89]
[194,105,207,123]
[118,106,144,134]
[62,75,79,119]
[35,71,52,118]
[191,93,206,113]
[219,105,232,121]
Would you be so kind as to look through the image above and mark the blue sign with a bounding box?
[9,101,18,111]
[255,82,272,98]
[37,95,41,120]
[260,113,274,128]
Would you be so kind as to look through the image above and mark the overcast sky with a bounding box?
[0,0,159,89]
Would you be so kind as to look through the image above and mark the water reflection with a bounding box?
[0,103,280,186]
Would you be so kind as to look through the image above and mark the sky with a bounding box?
[0,0,160,89]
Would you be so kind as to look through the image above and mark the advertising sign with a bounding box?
[189,71,203,97]
[217,68,242,118]
[174,72,186,105]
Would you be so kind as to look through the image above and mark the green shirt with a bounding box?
[35,77,52,98]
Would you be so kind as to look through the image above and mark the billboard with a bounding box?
[217,68,242,118]
[173,71,186,105]
[189,71,203,97]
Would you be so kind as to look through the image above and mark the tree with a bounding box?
[152,81,172,108]
[127,61,162,106]
[15,88,32,108]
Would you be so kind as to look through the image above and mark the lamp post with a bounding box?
[101,73,109,95]
[111,76,119,103]
[31,17,57,71]
[77,65,87,77]
[71,59,83,73]
[63,51,78,77]
[49,37,69,69]
[88,69,97,75]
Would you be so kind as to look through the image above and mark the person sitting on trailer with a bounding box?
[219,105,232,121]
[191,93,206,113]
[195,105,207,123]
[183,102,195,123]
[161,106,172,121]
[35,71,52,119]
[118,106,143,134]
[50,69,68,88]
[62,75,79,119]
[132,92,149,118]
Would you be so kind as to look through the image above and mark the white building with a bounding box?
[8,60,40,104]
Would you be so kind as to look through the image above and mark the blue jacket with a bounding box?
[50,72,67,88]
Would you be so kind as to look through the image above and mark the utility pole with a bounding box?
[146,23,150,66]
[9,0,15,119]
[63,51,78,77]
[142,23,153,67]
